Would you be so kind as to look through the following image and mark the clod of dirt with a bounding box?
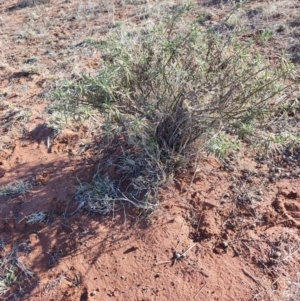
[197,209,221,239]
[282,190,298,199]
[49,130,79,154]
[272,196,300,227]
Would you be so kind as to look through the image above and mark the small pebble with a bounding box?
[275,167,281,173]
[272,251,281,259]
[154,273,160,278]
[221,241,228,248]
[250,223,256,229]
[257,190,263,196]
[223,192,231,198]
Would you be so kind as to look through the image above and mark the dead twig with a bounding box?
[154,260,172,266]
[194,282,207,298]
[242,268,267,291]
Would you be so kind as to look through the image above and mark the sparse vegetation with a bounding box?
[1,0,300,300]
[0,244,34,298]
[19,211,47,225]
[0,180,33,198]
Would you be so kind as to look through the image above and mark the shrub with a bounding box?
[52,4,295,213]
[57,5,293,152]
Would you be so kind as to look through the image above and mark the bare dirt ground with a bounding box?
[0,0,300,300]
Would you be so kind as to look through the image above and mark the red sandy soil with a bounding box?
[0,0,300,300]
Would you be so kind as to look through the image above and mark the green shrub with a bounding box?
[55,4,293,153]
[52,4,294,213]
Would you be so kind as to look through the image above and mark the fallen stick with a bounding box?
[194,283,207,298]
[242,268,267,291]
[154,260,172,266]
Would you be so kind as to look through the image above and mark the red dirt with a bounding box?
[0,0,300,301]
